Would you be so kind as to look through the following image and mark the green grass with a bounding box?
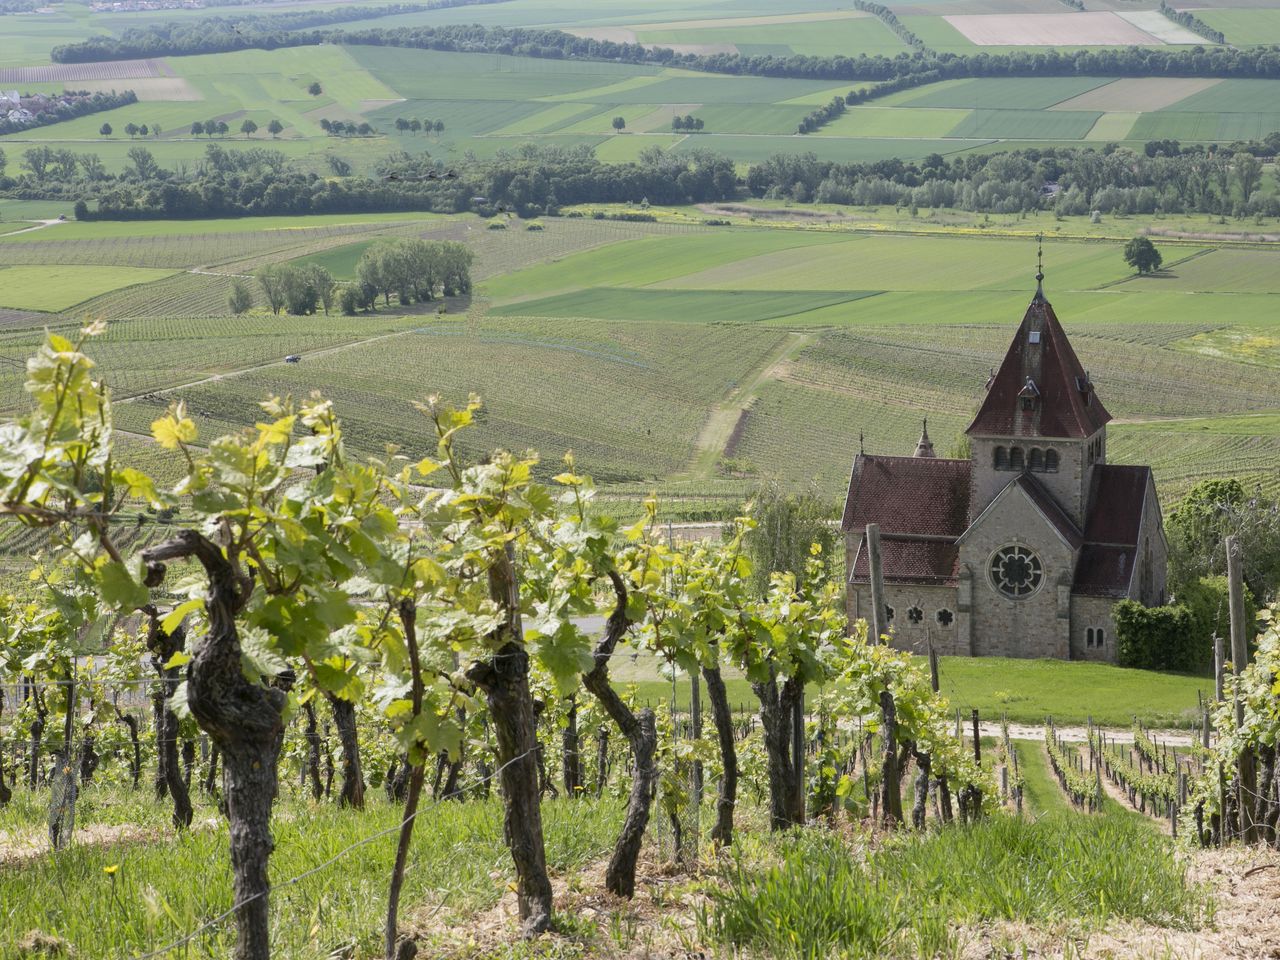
[1013,738,1072,816]
[1195,7,1280,45]
[819,106,972,139]
[934,657,1210,728]
[946,108,1102,140]
[0,789,623,960]
[0,264,178,312]
[627,650,1207,729]
[703,815,1209,959]
[481,229,847,301]
[1158,78,1280,113]
[488,288,880,324]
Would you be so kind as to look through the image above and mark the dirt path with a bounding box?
[2,218,68,237]
[680,331,812,481]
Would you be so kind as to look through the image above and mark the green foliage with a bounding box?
[1124,236,1163,274]
[354,237,473,307]
[1177,575,1257,670]
[255,262,335,315]
[1167,478,1280,602]
[742,485,838,598]
[1114,600,1198,672]
[227,277,252,315]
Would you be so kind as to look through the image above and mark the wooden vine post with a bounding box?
[1226,535,1258,843]
[867,523,886,643]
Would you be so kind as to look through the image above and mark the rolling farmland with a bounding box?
[1,209,1273,508]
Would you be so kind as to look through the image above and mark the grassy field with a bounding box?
[0,264,177,311]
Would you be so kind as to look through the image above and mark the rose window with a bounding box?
[990,545,1044,599]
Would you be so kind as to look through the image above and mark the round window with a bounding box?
[989,545,1044,599]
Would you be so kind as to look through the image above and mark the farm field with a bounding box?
[0,263,177,311]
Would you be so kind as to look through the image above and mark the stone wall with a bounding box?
[968,435,1092,527]
[959,483,1077,659]
[1069,595,1118,662]
[848,582,966,655]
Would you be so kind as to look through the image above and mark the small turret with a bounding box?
[914,418,935,458]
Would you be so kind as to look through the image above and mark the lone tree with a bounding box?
[190,121,204,137]
[228,278,252,315]
[1124,236,1162,274]
[240,119,258,138]
[611,116,625,132]
[124,122,139,138]
[308,81,322,96]
[267,119,284,138]
[99,122,112,137]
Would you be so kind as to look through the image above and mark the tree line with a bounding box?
[1159,2,1226,45]
[0,141,736,220]
[50,14,1280,85]
[743,141,1280,217]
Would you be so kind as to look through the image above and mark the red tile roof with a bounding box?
[1073,465,1153,596]
[1073,545,1134,598]
[1084,464,1151,545]
[967,292,1111,440]
[841,454,972,537]
[852,536,960,585]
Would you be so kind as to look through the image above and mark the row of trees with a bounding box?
[254,261,336,315]
[349,237,473,308]
[51,15,1280,84]
[392,117,444,136]
[670,115,705,132]
[0,328,992,959]
[320,118,376,138]
[191,118,286,138]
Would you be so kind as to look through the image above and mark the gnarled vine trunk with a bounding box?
[144,531,286,960]
[702,663,737,846]
[581,570,656,898]
[113,706,142,789]
[752,671,804,830]
[562,695,582,797]
[326,693,365,810]
[146,615,194,830]
[26,680,46,787]
[303,701,323,801]
[465,545,553,935]
[879,690,904,827]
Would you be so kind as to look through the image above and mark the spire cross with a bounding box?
[1036,233,1044,282]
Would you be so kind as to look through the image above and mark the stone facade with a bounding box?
[841,284,1167,663]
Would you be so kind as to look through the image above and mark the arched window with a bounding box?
[1029,448,1044,472]
[885,605,895,623]
[1096,628,1105,647]
[1009,447,1025,471]
[907,606,923,624]
[994,446,1008,470]
[1086,627,1095,647]
[1045,449,1059,473]
[936,609,954,627]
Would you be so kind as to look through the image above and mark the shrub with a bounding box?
[227,278,252,315]
[1115,600,1196,671]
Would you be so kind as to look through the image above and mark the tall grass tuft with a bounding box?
[700,814,1211,959]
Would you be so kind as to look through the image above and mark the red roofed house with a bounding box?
[842,278,1167,661]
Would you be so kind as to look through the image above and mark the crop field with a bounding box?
[635,13,911,58]
[1196,7,1280,44]
[0,264,178,312]
[489,288,881,324]
[942,11,1177,45]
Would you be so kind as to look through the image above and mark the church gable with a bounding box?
[959,475,1082,559]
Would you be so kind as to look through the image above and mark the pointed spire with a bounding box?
[913,418,935,458]
[859,431,865,455]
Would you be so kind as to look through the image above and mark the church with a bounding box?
[841,274,1167,662]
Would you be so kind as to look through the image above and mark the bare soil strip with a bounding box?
[1051,77,1221,112]
[944,12,1164,46]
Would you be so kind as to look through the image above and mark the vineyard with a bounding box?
[0,327,1275,960]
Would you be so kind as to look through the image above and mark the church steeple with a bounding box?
[913,418,935,458]
[966,268,1110,441]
